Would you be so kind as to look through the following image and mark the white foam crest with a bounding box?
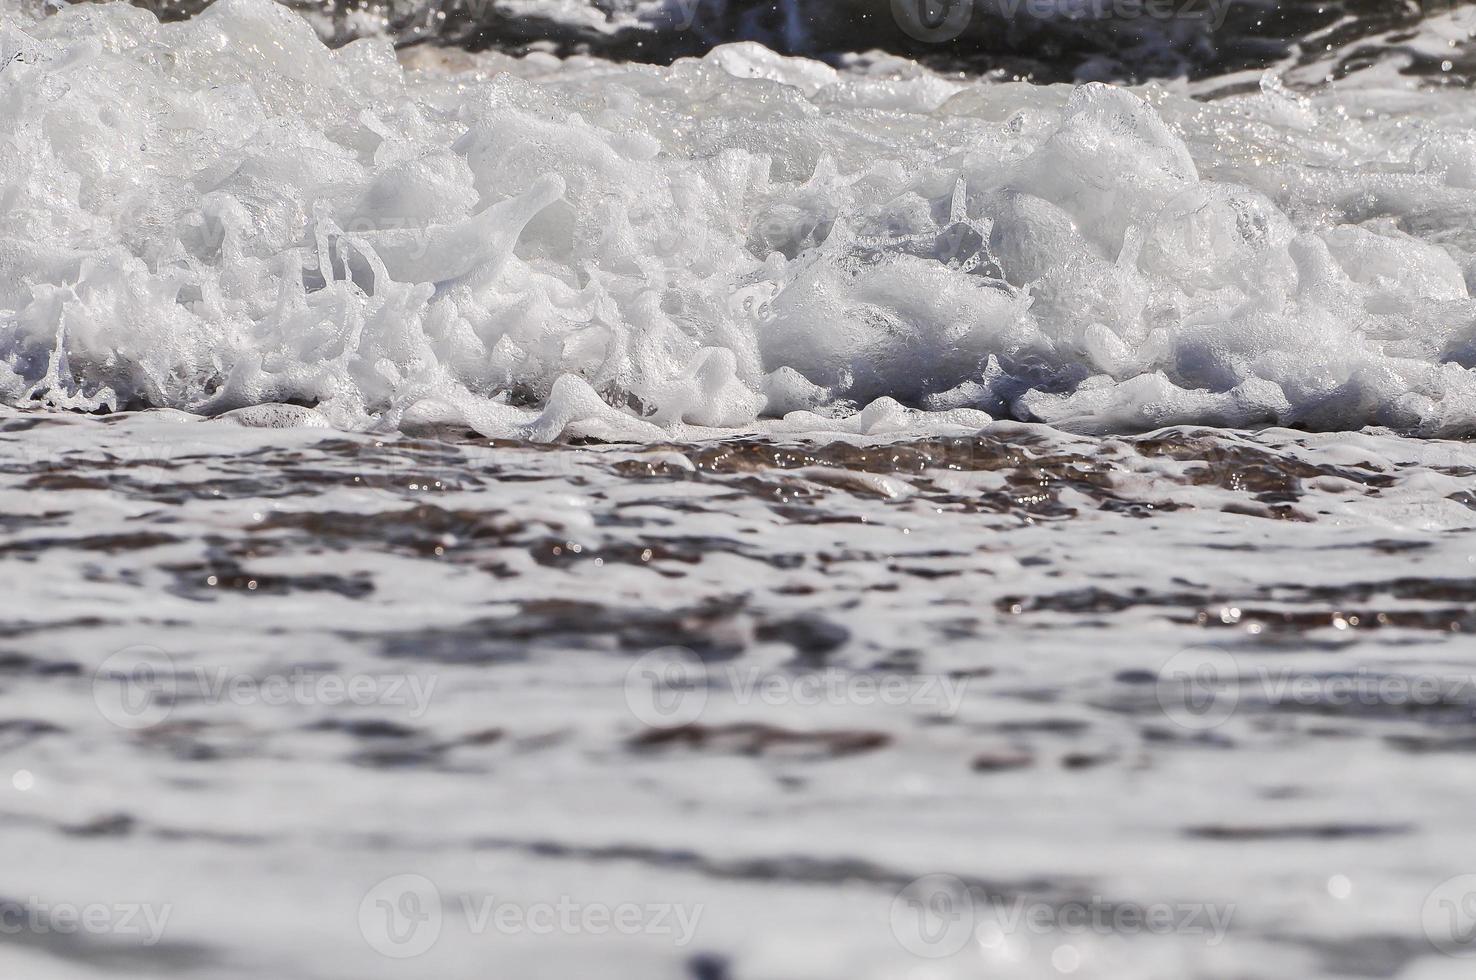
[4,0,1476,439]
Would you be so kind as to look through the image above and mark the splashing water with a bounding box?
[4,0,1476,440]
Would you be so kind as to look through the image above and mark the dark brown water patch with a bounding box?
[629,722,890,759]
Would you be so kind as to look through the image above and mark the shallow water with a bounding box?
[3,408,1476,978]
[9,1,1476,977]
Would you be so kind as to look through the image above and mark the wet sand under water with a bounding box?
[2,408,1476,978]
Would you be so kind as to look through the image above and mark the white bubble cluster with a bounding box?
[3,0,1476,439]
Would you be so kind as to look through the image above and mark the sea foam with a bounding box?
[3,0,1476,439]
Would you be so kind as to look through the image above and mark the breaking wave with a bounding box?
[4,0,1476,439]
[131,0,1476,86]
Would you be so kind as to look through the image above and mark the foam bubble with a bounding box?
[3,0,1476,439]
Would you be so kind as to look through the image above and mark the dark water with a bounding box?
[112,0,1476,84]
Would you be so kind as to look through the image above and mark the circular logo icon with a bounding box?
[891,873,976,958]
[892,0,974,42]
[1155,645,1240,731]
[1423,874,1476,958]
[624,648,709,728]
[359,874,443,959]
[93,646,176,731]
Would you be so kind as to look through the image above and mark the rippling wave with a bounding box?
[114,0,1476,84]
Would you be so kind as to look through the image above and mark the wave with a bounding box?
[119,0,1476,86]
[4,0,1476,439]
